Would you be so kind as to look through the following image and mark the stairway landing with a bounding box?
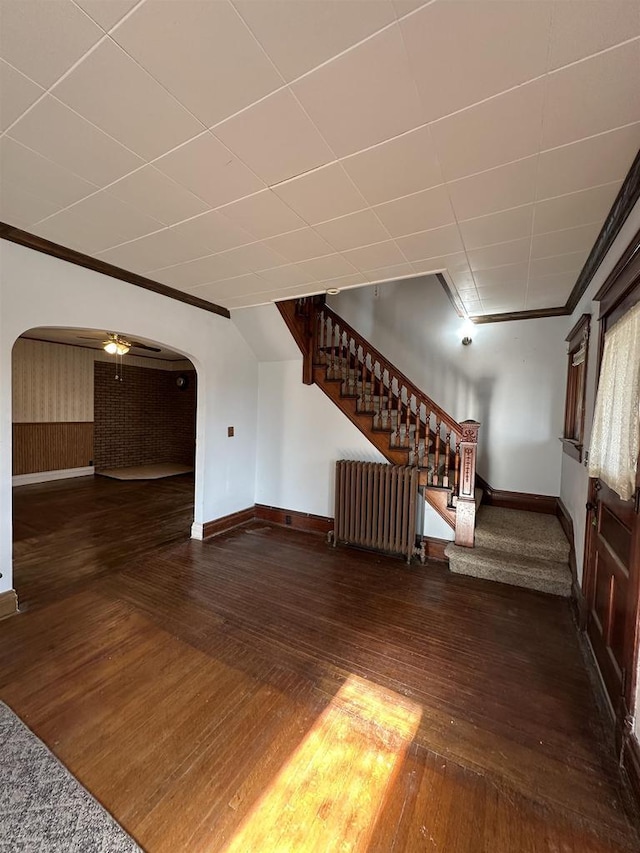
[445,506,572,597]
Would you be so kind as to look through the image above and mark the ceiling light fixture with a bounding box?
[326,288,341,295]
[461,318,474,346]
[103,335,131,356]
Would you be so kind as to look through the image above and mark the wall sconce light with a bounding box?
[461,318,474,346]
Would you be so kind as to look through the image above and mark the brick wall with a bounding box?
[94,362,197,470]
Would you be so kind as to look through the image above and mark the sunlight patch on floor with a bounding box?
[223,675,422,853]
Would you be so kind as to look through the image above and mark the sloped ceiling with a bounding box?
[1,0,639,315]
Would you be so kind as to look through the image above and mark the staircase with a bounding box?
[277,296,480,547]
[446,506,572,596]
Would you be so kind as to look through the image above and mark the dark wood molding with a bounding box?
[475,475,557,514]
[469,306,569,324]
[202,506,255,539]
[595,226,640,320]
[622,733,640,809]
[255,504,333,535]
[421,536,450,563]
[560,438,583,463]
[436,273,465,318]
[0,589,19,620]
[556,497,588,630]
[0,222,230,319]
[565,312,591,344]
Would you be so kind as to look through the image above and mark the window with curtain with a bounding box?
[588,300,640,501]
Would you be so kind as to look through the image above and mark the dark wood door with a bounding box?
[585,479,639,716]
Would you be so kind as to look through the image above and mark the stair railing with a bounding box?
[294,296,479,547]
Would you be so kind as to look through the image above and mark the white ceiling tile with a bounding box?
[149,253,245,289]
[0,180,61,228]
[319,273,369,290]
[0,59,44,132]
[52,39,204,160]
[459,206,534,250]
[218,190,306,240]
[256,264,316,287]
[106,166,209,226]
[366,263,416,282]
[533,183,619,234]
[548,1,640,71]
[480,291,527,313]
[96,228,211,273]
[343,240,406,271]
[526,272,577,307]
[214,88,334,185]
[373,185,455,238]
[524,288,572,310]
[430,79,546,181]
[0,136,97,210]
[411,252,471,276]
[314,209,390,252]
[218,241,288,273]
[74,0,139,32]
[341,125,443,206]
[263,227,334,262]
[392,1,426,16]
[473,263,530,290]
[273,162,368,224]
[171,210,255,255]
[537,125,640,200]
[111,0,284,127]
[31,191,164,253]
[448,157,538,221]
[530,223,601,259]
[154,133,265,209]
[233,0,396,82]
[296,254,359,281]
[395,224,463,262]
[0,0,103,87]
[529,250,588,279]
[188,273,269,301]
[7,95,143,185]
[292,24,423,157]
[402,0,551,122]
[467,238,532,272]
[447,266,478,291]
[542,41,640,150]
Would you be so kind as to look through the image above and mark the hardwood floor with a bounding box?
[2,475,639,851]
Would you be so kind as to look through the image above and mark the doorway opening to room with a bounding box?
[11,327,198,609]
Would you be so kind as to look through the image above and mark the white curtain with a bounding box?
[588,301,640,501]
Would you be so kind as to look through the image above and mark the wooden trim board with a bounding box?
[475,475,557,514]
[202,507,255,539]
[0,590,19,620]
[255,505,333,535]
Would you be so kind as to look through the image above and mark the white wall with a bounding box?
[0,240,259,596]
[329,277,567,495]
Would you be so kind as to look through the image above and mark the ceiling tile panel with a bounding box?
[218,241,289,273]
[188,273,270,301]
[263,228,334,262]
[74,0,140,32]
[402,0,551,122]
[341,125,443,206]
[96,228,212,273]
[149,253,245,289]
[459,206,534,250]
[542,40,640,150]
[111,0,285,127]
[273,162,368,224]
[0,180,61,228]
[430,79,546,181]
[296,254,359,281]
[7,95,144,185]
[153,132,265,209]
[233,0,395,82]
[314,209,390,252]
[373,185,455,238]
[366,263,416,282]
[218,190,306,240]
[548,1,640,71]
[529,250,588,279]
[537,124,640,200]
[530,222,601,259]
[52,39,205,160]
[292,25,423,157]
[395,224,464,262]
[533,183,619,234]
[171,210,255,255]
[255,264,316,287]
[447,157,538,221]
[473,263,530,290]
[411,253,472,278]
[214,88,335,185]
[0,59,44,132]
[343,240,407,271]
[0,0,103,87]
[467,238,532,272]
[106,166,209,226]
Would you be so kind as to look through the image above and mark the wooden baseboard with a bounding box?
[0,589,19,620]
[202,506,255,539]
[555,498,587,628]
[255,504,333,535]
[622,733,640,808]
[476,475,557,514]
[421,536,450,563]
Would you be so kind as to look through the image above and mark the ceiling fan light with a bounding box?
[104,341,118,355]
[116,343,130,355]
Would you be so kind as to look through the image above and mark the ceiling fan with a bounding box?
[76,332,162,354]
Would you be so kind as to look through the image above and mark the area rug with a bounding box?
[97,463,194,480]
[0,702,141,852]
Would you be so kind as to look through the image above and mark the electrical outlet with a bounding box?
[285,514,292,525]
[227,426,234,437]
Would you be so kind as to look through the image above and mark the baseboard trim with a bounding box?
[622,733,640,808]
[201,506,256,539]
[556,498,587,628]
[476,475,557,514]
[12,466,95,486]
[0,589,19,620]
[421,536,450,563]
[255,504,333,535]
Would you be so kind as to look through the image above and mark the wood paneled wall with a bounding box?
[12,423,94,475]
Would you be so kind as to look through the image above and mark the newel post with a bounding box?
[455,420,480,547]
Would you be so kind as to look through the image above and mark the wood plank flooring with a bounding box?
[2,475,639,851]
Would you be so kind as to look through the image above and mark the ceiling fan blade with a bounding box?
[130,341,162,352]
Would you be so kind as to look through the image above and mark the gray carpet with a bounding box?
[0,702,141,852]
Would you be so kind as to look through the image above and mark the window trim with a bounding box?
[562,313,590,462]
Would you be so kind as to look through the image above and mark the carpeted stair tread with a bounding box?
[445,544,572,597]
[474,506,569,562]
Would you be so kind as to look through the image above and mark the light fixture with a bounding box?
[103,335,130,356]
[460,318,474,346]
[326,288,341,296]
